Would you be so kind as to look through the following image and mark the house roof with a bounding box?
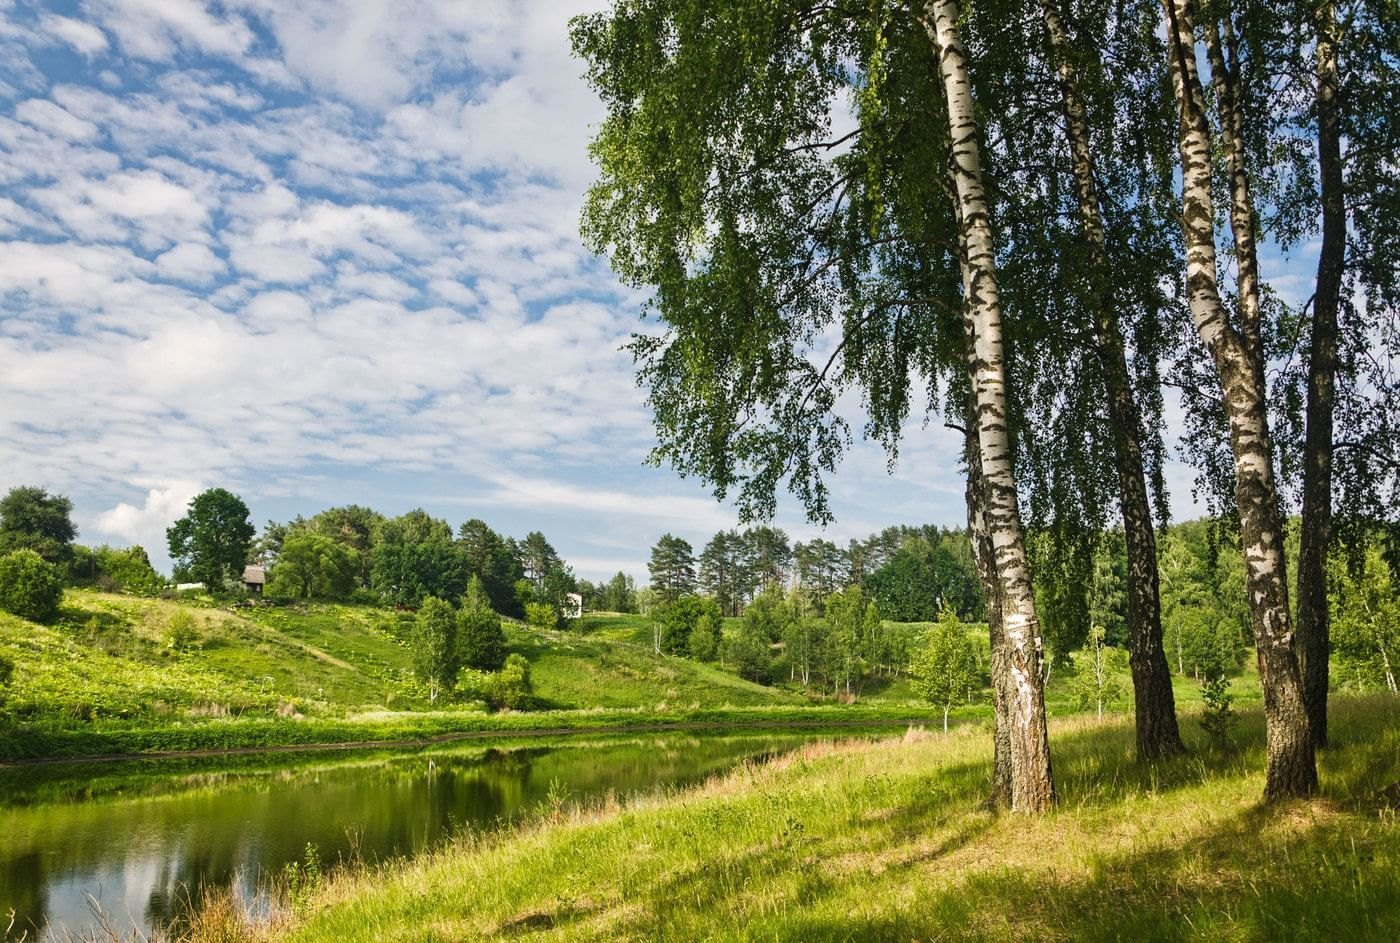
[243,565,266,584]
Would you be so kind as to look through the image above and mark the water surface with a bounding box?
[0,731,860,939]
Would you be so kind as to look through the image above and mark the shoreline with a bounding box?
[0,708,953,768]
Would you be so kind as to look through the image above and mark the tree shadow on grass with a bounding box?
[758,794,1400,943]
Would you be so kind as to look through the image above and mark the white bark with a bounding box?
[928,0,1054,813]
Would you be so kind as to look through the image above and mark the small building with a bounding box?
[563,592,583,619]
[243,565,266,595]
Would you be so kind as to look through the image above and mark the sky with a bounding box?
[0,0,1307,581]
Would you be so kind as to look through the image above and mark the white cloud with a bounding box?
[38,14,110,56]
[85,0,254,61]
[93,481,202,551]
[155,241,225,283]
[15,98,101,142]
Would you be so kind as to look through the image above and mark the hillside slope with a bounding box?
[258,695,1400,943]
[0,594,800,734]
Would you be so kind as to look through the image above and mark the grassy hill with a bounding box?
[0,593,838,759]
[190,694,1399,943]
[0,592,1272,762]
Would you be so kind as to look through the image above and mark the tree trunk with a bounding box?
[965,416,1013,808]
[1162,0,1317,799]
[930,0,1055,813]
[1297,0,1343,748]
[1041,0,1185,761]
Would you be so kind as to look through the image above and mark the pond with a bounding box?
[0,730,874,940]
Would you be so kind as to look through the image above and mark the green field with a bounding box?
[172,694,1399,943]
[0,594,921,760]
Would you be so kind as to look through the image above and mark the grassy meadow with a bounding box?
[0,593,932,761]
[169,694,1400,943]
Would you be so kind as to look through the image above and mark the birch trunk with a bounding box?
[1298,0,1343,748]
[1042,0,1185,760]
[931,0,1054,813]
[1163,0,1317,798]
[965,404,1013,808]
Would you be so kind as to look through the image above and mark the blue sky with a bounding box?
[0,0,1300,580]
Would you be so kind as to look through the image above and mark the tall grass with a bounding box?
[151,694,1400,943]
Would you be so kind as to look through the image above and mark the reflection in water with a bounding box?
[0,732,847,939]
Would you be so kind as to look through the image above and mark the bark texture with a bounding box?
[1298,0,1343,749]
[1042,0,1185,760]
[1163,0,1317,798]
[929,0,1054,813]
[966,410,1014,808]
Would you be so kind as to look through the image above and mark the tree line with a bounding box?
[571,0,1398,806]
[641,524,983,621]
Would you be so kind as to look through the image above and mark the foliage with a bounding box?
[0,549,64,623]
[741,586,795,643]
[457,578,507,672]
[688,612,721,662]
[268,534,359,600]
[371,510,465,607]
[0,485,77,568]
[488,653,534,711]
[1068,627,1127,720]
[525,602,558,631]
[536,565,580,629]
[411,597,459,702]
[867,533,982,622]
[599,571,638,613]
[1199,675,1237,750]
[282,843,325,912]
[86,545,165,595]
[824,587,876,697]
[167,488,256,592]
[166,609,199,651]
[655,594,722,657]
[909,607,979,729]
[0,651,13,702]
[457,518,525,616]
[1329,541,1400,693]
[648,534,697,603]
[723,620,772,684]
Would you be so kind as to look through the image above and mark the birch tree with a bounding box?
[927,0,1055,811]
[1033,0,1185,759]
[1160,0,1316,797]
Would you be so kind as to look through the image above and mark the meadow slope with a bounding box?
[247,695,1400,943]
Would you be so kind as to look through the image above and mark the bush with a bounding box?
[166,610,199,650]
[0,653,13,703]
[1199,674,1236,749]
[489,654,533,710]
[0,549,64,622]
[525,602,557,630]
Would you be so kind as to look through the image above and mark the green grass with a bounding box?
[520,614,803,709]
[0,593,1282,762]
[0,595,933,760]
[244,694,1400,943]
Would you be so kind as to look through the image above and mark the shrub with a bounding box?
[0,653,13,703]
[0,549,64,622]
[525,601,557,630]
[1199,674,1236,749]
[488,654,533,710]
[166,610,199,650]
